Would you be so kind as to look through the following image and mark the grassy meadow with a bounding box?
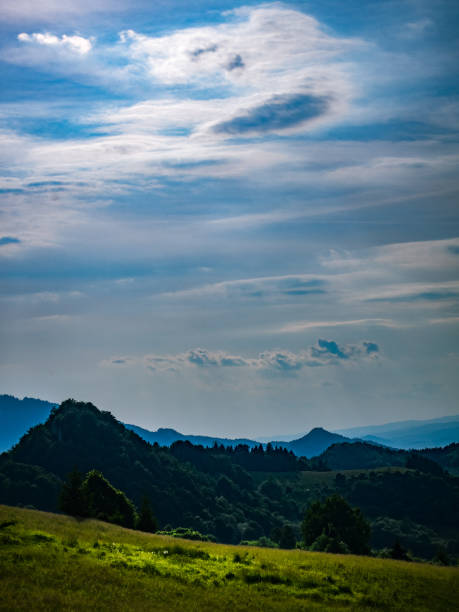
[1,504,458,611]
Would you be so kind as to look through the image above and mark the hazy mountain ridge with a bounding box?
[1,394,459,457]
[125,423,260,450]
[336,416,459,450]
[0,395,57,453]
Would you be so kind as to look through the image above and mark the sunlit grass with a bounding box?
[1,505,458,611]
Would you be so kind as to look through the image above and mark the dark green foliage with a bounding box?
[258,478,283,499]
[390,539,410,561]
[418,443,459,474]
[156,527,215,542]
[270,524,296,549]
[0,459,62,511]
[82,470,137,528]
[346,469,459,528]
[302,494,371,555]
[405,452,444,476]
[60,468,86,517]
[137,496,158,533]
[320,442,407,471]
[310,532,350,554]
[432,546,451,566]
[278,525,296,549]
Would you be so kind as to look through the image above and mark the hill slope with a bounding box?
[1,504,458,612]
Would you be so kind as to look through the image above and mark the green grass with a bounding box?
[1,505,458,611]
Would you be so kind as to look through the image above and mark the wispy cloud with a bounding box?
[276,318,401,333]
[157,274,327,301]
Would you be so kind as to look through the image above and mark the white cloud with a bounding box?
[102,339,380,375]
[18,32,92,55]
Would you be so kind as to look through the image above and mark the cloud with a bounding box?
[119,5,358,94]
[213,93,330,135]
[363,281,459,303]
[157,274,327,301]
[18,32,92,55]
[277,318,400,333]
[0,236,21,246]
[226,54,244,71]
[103,339,379,375]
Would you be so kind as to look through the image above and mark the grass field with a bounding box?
[1,505,458,611]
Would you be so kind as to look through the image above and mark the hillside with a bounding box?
[1,505,458,611]
[318,440,459,475]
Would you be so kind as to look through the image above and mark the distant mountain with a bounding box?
[126,424,352,458]
[336,415,459,450]
[0,395,56,453]
[0,394,361,460]
[125,423,260,449]
[272,428,351,459]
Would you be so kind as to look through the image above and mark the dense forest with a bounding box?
[0,399,458,561]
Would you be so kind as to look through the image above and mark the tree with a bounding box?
[59,467,87,517]
[390,539,410,561]
[137,495,158,533]
[302,494,371,555]
[81,470,137,528]
[279,525,296,549]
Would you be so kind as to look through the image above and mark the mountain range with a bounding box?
[1,394,459,457]
[336,416,459,450]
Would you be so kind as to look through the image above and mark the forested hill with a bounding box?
[0,399,313,543]
[320,440,459,474]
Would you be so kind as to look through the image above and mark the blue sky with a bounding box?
[1,0,458,437]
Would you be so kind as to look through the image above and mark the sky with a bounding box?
[1,0,458,438]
